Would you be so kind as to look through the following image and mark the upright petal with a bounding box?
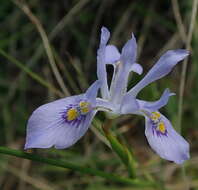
[100,27,110,47]
[110,34,137,104]
[144,112,190,164]
[120,33,137,68]
[130,63,143,75]
[25,81,100,149]
[97,27,110,99]
[86,80,101,103]
[127,50,189,97]
[105,45,120,64]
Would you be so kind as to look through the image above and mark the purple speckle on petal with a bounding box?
[59,100,90,127]
[150,119,168,137]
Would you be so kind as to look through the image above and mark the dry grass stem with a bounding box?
[14,0,70,96]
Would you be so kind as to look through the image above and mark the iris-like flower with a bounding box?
[96,27,189,164]
[25,27,190,164]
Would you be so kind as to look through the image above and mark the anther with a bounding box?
[79,101,90,114]
[156,121,166,134]
[67,108,79,121]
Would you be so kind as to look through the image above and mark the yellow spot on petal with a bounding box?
[67,108,78,121]
[157,121,166,134]
[151,112,161,122]
[79,101,89,107]
[79,101,90,114]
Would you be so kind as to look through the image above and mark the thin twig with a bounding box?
[171,0,188,43]
[137,1,155,59]
[14,0,70,96]
[85,0,107,72]
[178,0,198,132]
[111,4,135,43]
[50,0,91,39]
[14,0,91,99]
[0,49,63,97]
[0,164,58,190]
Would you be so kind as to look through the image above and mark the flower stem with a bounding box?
[102,120,137,178]
[0,146,155,188]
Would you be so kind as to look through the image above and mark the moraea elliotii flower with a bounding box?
[25,27,190,164]
[96,27,189,164]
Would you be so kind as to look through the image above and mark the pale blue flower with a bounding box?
[96,27,189,164]
[25,27,190,164]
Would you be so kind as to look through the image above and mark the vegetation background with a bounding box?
[0,0,198,189]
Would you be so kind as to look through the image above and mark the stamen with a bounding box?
[149,112,167,136]
[116,60,122,66]
[151,112,161,123]
[156,121,166,134]
[151,112,161,119]
[79,101,90,114]
[140,109,152,117]
[66,108,79,121]
[62,100,92,125]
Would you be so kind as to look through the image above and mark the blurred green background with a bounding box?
[0,0,198,189]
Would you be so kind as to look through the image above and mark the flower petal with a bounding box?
[145,112,190,164]
[105,45,120,64]
[127,49,189,97]
[97,27,110,99]
[138,88,175,112]
[86,80,101,103]
[120,33,137,68]
[120,93,139,114]
[25,80,101,150]
[130,63,143,75]
[100,26,110,46]
[96,98,116,112]
[109,34,137,104]
[25,95,93,149]
[54,111,96,149]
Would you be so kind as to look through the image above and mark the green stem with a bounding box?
[102,122,137,178]
[0,146,155,188]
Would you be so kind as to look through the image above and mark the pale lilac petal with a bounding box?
[25,94,88,149]
[120,93,139,114]
[86,80,101,103]
[109,65,129,104]
[109,34,137,104]
[145,112,190,164]
[127,49,189,97]
[54,111,96,149]
[105,45,120,64]
[97,27,110,99]
[100,27,110,46]
[120,33,137,68]
[138,89,175,112]
[25,80,100,149]
[130,63,143,75]
[96,98,116,112]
